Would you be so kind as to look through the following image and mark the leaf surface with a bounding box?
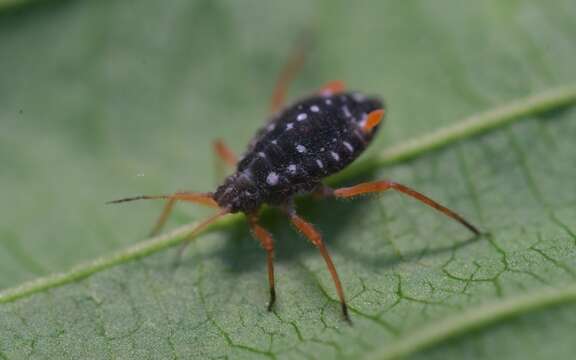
[1,1,576,359]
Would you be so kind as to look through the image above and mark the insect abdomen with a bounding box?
[247,94,382,183]
[217,92,384,212]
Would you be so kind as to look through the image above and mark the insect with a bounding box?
[109,45,480,323]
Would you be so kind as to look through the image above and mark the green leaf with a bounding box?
[1,1,576,359]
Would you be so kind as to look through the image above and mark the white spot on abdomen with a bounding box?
[297,113,308,121]
[316,159,324,169]
[287,164,297,174]
[266,172,279,186]
[359,113,368,128]
[331,151,340,161]
[310,105,320,113]
[343,141,354,152]
[296,144,306,153]
[286,122,294,130]
[342,105,352,118]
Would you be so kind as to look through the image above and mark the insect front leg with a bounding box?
[247,215,277,311]
[108,191,218,236]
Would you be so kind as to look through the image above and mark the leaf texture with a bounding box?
[1,1,576,359]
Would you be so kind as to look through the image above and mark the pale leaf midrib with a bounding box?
[364,284,576,360]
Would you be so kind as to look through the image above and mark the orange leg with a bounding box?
[333,181,480,235]
[319,80,346,96]
[107,192,218,236]
[289,212,351,323]
[213,139,237,168]
[175,207,230,261]
[213,139,238,183]
[248,215,276,311]
[269,36,309,114]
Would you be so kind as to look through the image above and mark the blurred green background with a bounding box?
[1,0,576,359]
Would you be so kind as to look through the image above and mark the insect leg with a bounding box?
[332,181,480,236]
[174,207,230,262]
[287,210,351,323]
[107,192,218,236]
[318,80,346,96]
[269,35,309,114]
[213,139,238,183]
[248,215,277,311]
[150,192,219,236]
[213,139,237,168]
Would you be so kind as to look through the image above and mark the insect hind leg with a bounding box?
[332,180,480,236]
[269,33,311,114]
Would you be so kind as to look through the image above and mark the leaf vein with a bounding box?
[0,86,575,307]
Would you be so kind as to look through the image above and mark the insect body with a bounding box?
[215,92,383,213]
[110,55,479,323]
